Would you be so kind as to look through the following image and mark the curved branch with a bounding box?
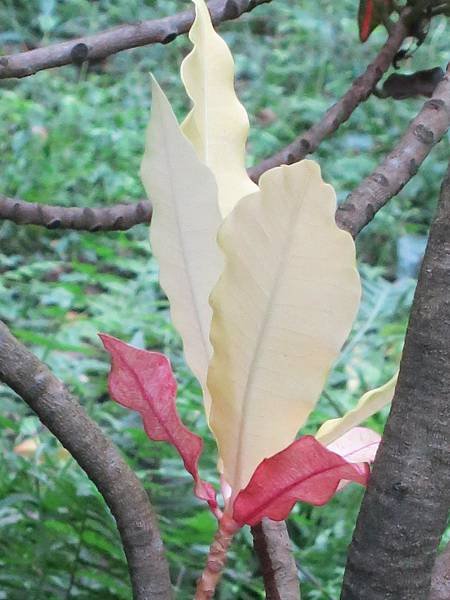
[251,519,301,600]
[0,0,271,80]
[340,161,450,600]
[337,63,450,237]
[248,9,411,182]
[0,320,172,600]
[2,65,449,235]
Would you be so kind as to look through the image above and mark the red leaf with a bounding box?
[100,334,218,514]
[359,0,374,42]
[358,0,394,42]
[232,436,369,526]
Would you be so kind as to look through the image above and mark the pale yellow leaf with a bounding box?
[140,77,224,417]
[180,0,257,217]
[207,160,361,492]
[315,372,398,446]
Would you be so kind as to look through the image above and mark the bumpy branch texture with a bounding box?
[337,64,450,237]
[248,9,410,181]
[0,197,153,231]
[340,161,450,600]
[0,0,271,80]
[251,519,301,600]
[0,321,172,600]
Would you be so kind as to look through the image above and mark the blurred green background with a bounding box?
[0,1,448,598]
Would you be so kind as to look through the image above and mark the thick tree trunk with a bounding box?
[341,161,450,600]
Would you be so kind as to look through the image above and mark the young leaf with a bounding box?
[100,334,218,512]
[232,436,369,526]
[315,373,398,446]
[327,427,381,464]
[180,0,258,217]
[358,0,394,42]
[140,77,224,419]
[325,427,380,493]
[208,160,361,492]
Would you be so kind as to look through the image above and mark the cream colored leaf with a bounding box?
[315,372,398,446]
[207,160,361,492]
[180,0,257,217]
[140,77,224,417]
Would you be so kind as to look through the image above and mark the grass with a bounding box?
[0,0,448,598]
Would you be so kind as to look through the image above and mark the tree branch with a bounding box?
[2,65,449,235]
[251,519,301,600]
[340,160,450,600]
[0,0,271,80]
[0,320,172,600]
[0,7,412,231]
[337,62,450,238]
[248,8,411,182]
[0,197,152,231]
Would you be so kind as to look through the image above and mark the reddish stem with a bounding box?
[195,514,240,599]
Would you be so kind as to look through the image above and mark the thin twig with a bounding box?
[0,320,172,600]
[0,0,271,80]
[337,63,450,238]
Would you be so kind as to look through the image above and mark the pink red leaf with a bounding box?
[326,426,380,492]
[327,426,380,464]
[232,435,369,526]
[100,334,218,514]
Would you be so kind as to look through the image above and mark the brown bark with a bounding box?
[251,519,301,600]
[340,161,450,600]
[0,0,271,80]
[0,320,172,600]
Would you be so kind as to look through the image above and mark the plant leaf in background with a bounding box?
[100,334,218,514]
[315,372,398,446]
[232,436,369,526]
[140,77,224,419]
[208,160,361,493]
[358,0,395,42]
[180,0,258,217]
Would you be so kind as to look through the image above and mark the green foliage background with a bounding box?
[0,1,448,598]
